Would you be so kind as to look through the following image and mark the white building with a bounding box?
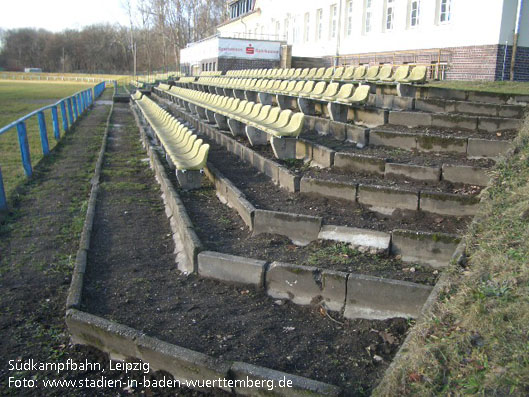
[183,0,529,80]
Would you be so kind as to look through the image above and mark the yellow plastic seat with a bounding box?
[336,85,370,105]
[322,67,335,81]
[314,67,326,79]
[352,66,367,80]
[400,65,427,83]
[305,81,327,98]
[323,83,354,102]
[364,65,380,81]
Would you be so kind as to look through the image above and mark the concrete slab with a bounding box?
[420,191,480,216]
[253,209,322,246]
[431,114,478,131]
[442,164,490,186]
[278,166,301,193]
[311,143,335,168]
[334,152,386,176]
[478,117,522,133]
[198,251,266,287]
[369,130,417,150]
[467,138,512,160]
[391,229,461,268]
[416,134,467,154]
[318,225,390,254]
[385,163,441,182]
[388,111,432,128]
[357,184,418,214]
[344,274,433,320]
[346,124,369,145]
[300,177,357,202]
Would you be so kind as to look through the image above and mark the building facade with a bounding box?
[215,0,529,80]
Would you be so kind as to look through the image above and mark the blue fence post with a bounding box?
[0,167,6,212]
[37,111,50,155]
[16,122,32,177]
[73,95,79,120]
[51,106,60,140]
[60,100,69,132]
[67,98,74,125]
[80,92,85,113]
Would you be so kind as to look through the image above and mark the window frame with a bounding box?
[364,0,373,34]
[316,8,323,40]
[409,0,420,28]
[304,12,310,42]
[385,0,395,31]
[346,0,353,36]
[439,0,452,24]
[330,4,338,39]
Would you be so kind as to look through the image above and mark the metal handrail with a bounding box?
[0,81,107,211]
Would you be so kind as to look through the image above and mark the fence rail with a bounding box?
[0,81,107,211]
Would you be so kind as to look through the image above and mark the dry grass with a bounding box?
[374,115,529,396]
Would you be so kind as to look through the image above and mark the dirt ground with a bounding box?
[205,142,471,236]
[81,103,414,396]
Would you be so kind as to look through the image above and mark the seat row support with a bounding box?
[228,118,246,137]
[176,170,203,190]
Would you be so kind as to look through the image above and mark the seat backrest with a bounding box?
[323,67,334,79]
[249,103,263,119]
[351,85,371,102]
[365,65,380,79]
[286,69,296,78]
[314,67,326,78]
[272,109,293,128]
[353,65,367,80]
[323,82,339,97]
[306,68,317,78]
[291,80,306,94]
[299,68,310,78]
[277,80,289,92]
[342,66,355,80]
[301,80,315,94]
[263,106,281,124]
[292,68,302,78]
[408,65,428,83]
[285,81,297,92]
[336,84,355,99]
[332,67,345,79]
[378,65,393,80]
[312,81,327,95]
[255,105,272,122]
[392,65,410,81]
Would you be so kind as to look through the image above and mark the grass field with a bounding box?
[0,80,95,204]
[426,80,529,95]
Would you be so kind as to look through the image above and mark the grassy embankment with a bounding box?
[0,80,94,202]
[375,83,529,396]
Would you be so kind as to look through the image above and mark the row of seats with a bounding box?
[198,71,223,77]
[159,86,305,140]
[194,78,371,105]
[224,65,427,83]
[132,91,209,171]
[176,77,196,84]
[131,80,145,88]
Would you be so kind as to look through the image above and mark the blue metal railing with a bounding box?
[0,81,107,211]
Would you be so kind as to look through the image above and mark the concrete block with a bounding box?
[329,121,347,140]
[392,96,415,111]
[302,115,316,133]
[311,143,335,168]
[442,164,490,186]
[328,102,348,123]
[230,361,342,397]
[313,117,330,135]
[497,105,525,119]
[467,91,508,105]
[422,87,466,101]
[369,129,417,150]
[467,138,512,160]
[260,157,280,184]
[245,126,268,146]
[388,111,432,128]
[391,229,461,268]
[478,117,522,133]
[346,124,369,145]
[66,309,141,362]
[358,184,418,214]
[455,101,498,117]
[278,166,301,193]
[253,209,322,246]
[300,177,357,202]
[265,262,347,312]
[226,184,255,229]
[318,225,390,253]
[270,137,297,159]
[137,335,231,391]
[420,191,480,216]
[344,274,433,320]
[241,145,254,164]
[334,152,386,176]
[431,114,478,131]
[414,99,451,113]
[198,251,266,287]
[416,134,467,154]
[349,107,388,127]
[385,163,441,182]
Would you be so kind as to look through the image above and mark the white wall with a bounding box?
[217,0,528,58]
[180,37,220,66]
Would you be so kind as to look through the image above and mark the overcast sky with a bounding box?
[0,0,133,32]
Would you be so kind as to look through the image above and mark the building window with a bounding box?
[364,0,373,33]
[410,0,420,27]
[385,0,395,31]
[284,18,289,42]
[330,4,338,39]
[346,0,353,36]
[316,9,323,40]
[230,0,253,20]
[304,12,310,42]
[439,0,451,23]
[275,21,281,39]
